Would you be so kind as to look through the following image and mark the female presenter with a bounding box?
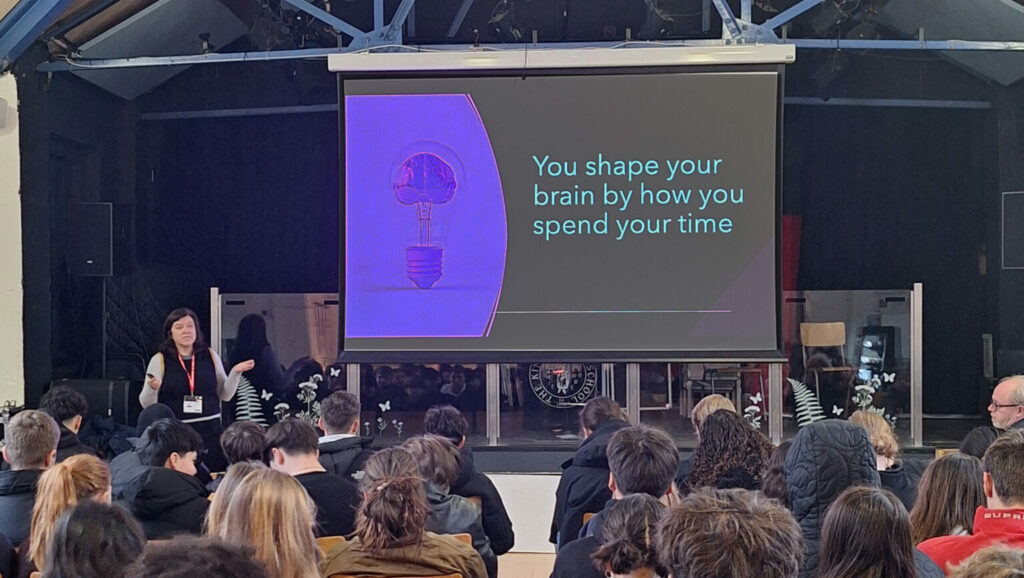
[139,308,254,472]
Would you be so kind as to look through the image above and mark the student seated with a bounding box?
[553,424,679,578]
[849,410,918,510]
[686,409,774,492]
[550,397,630,549]
[19,454,111,578]
[109,404,176,498]
[39,385,101,462]
[264,418,361,537]
[125,536,269,578]
[656,488,802,578]
[45,500,145,578]
[0,410,60,544]
[588,494,666,578]
[320,447,487,578]
[817,486,917,578]
[120,418,209,539]
[403,435,496,577]
[910,453,985,545]
[424,404,515,555]
[317,391,373,482]
[206,468,318,578]
[204,461,264,533]
[211,421,264,491]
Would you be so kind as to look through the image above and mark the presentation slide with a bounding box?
[342,69,780,357]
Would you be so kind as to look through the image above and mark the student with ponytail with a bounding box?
[590,494,667,578]
[319,447,486,578]
[20,454,111,578]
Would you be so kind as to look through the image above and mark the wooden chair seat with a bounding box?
[329,574,460,578]
[317,535,346,557]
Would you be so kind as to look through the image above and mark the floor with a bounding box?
[498,553,555,578]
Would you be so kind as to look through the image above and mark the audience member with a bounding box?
[675,393,736,487]
[949,544,1024,578]
[784,419,942,578]
[207,468,318,578]
[39,385,99,461]
[205,460,265,533]
[959,426,1000,459]
[817,486,917,578]
[989,376,1024,431]
[910,453,986,545]
[44,500,145,578]
[656,487,802,578]
[212,421,264,491]
[109,404,176,496]
[919,429,1024,572]
[125,536,269,578]
[762,440,792,506]
[121,418,209,538]
[424,404,515,555]
[264,418,360,537]
[0,533,13,578]
[553,424,678,578]
[403,435,496,578]
[317,390,373,481]
[319,447,487,578]
[687,409,773,492]
[21,454,111,578]
[0,410,60,543]
[587,494,665,578]
[849,410,917,509]
[550,397,630,548]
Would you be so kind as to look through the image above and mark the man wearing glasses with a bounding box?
[989,376,1024,431]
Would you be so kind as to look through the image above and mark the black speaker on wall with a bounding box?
[69,202,131,276]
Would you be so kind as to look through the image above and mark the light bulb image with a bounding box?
[393,151,457,289]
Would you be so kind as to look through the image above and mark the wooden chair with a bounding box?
[582,512,595,525]
[800,321,857,403]
[329,574,460,578]
[317,535,346,557]
[450,533,472,546]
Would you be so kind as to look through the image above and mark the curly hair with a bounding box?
[687,409,774,491]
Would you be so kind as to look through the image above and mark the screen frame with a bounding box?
[337,62,786,363]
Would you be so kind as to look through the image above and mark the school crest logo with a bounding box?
[528,363,598,408]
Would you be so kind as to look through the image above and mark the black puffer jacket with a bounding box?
[318,435,374,481]
[0,470,41,544]
[785,420,943,578]
[452,446,515,555]
[785,420,880,578]
[120,466,209,539]
[549,419,630,548]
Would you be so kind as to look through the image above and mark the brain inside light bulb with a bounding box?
[392,152,456,205]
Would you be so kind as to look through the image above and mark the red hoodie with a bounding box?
[919,506,1024,574]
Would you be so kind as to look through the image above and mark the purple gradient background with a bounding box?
[345,94,507,338]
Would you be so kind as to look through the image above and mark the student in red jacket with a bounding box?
[919,429,1024,573]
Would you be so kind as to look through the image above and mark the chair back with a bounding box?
[450,533,472,546]
[317,535,346,557]
[330,575,460,578]
[800,322,847,348]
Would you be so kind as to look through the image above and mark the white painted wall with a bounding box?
[490,473,560,553]
[0,72,22,405]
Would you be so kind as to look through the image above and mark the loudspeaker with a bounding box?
[68,203,131,276]
[50,379,143,427]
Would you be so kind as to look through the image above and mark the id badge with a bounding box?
[183,395,203,414]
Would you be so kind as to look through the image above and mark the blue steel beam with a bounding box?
[0,0,77,70]
[279,0,365,40]
[446,0,475,38]
[762,0,824,31]
[374,0,384,30]
[385,0,417,40]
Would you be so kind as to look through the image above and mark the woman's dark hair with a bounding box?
[687,409,775,491]
[229,314,270,367]
[590,494,666,576]
[43,501,145,578]
[402,435,461,490]
[762,440,792,506]
[125,537,269,578]
[578,397,628,435]
[159,308,208,360]
[909,453,985,545]
[818,486,916,578]
[354,447,429,554]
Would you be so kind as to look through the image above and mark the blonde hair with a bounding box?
[29,454,110,570]
[849,410,899,459]
[211,468,318,578]
[205,460,266,534]
[691,394,736,430]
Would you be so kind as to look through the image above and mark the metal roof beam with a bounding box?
[0,0,77,70]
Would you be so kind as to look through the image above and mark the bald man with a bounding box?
[989,376,1024,431]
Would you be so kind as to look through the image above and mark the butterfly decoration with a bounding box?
[379,400,391,413]
[260,389,273,401]
[749,392,763,404]
[882,372,896,383]
[329,367,341,377]
[832,405,844,416]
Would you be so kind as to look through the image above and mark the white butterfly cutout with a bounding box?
[749,392,763,404]
[329,367,341,377]
[832,405,844,416]
[260,390,273,401]
[379,400,391,412]
[882,372,896,383]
